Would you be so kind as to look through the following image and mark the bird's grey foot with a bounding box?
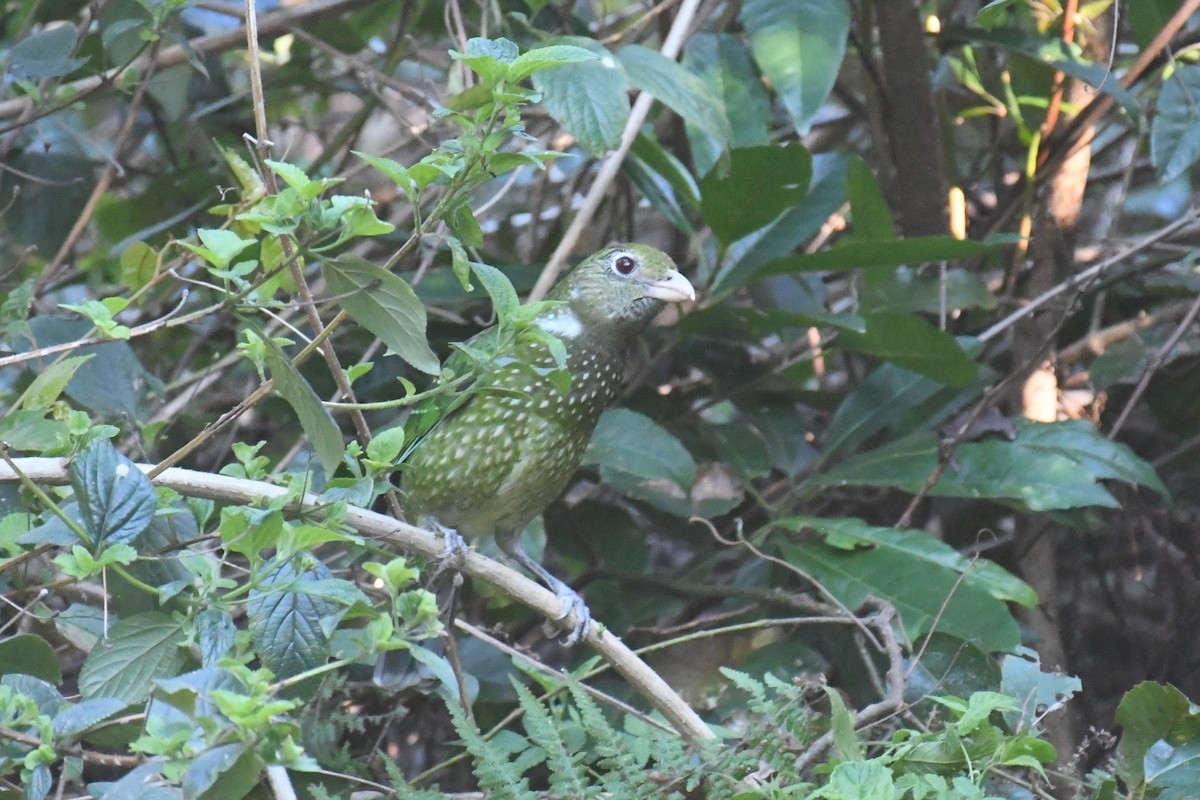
[426,520,469,576]
[507,547,591,646]
[542,575,592,646]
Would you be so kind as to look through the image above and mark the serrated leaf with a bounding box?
[740,0,849,135]
[583,408,696,490]
[78,612,187,703]
[70,439,157,545]
[837,312,978,387]
[353,151,416,201]
[197,608,236,667]
[533,40,629,154]
[247,559,336,679]
[0,634,61,683]
[617,44,731,147]
[1151,65,1200,182]
[181,742,261,800]
[1001,648,1082,734]
[777,516,1037,607]
[700,144,812,245]
[322,255,439,374]
[509,44,599,83]
[261,337,344,480]
[52,696,127,737]
[8,26,89,80]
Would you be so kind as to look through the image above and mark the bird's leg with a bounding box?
[496,530,591,646]
[421,516,470,577]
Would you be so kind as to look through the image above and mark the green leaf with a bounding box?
[845,155,895,240]
[616,44,731,147]
[267,159,330,201]
[262,337,344,480]
[52,697,127,737]
[450,36,519,85]
[509,44,599,83]
[367,426,407,464]
[533,39,629,154]
[740,0,849,135]
[467,261,521,324]
[825,685,863,761]
[699,144,812,246]
[824,362,972,458]
[815,420,1167,511]
[683,33,772,176]
[182,228,255,270]
[1116,681,1200,787]
[0,634,61,683]
[1151,65,1200,182]
[247,558,336,679]
[778,536,1021,652]
[354,151,416,201]
[1000,647,1081,735]
[448,203,484,248]
[583,408,696,491]
[181,742,262,800]
[17,354,93,411]
[778,516,1037,607]
[70,438,157,546]
[7,26,89,79]
[78,612,187,703]
[1147,740,1200,799]
[837,312,978,387]
[755,236,1009,278]
[322,255,439,374]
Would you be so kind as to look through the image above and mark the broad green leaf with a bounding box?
[78,612,187,703]
[262,337,344,480]
[17,354,93,410]
[181,742,262,800]
[1151,65,1200,182]
[1116,681,1200,786]
[845,155,895,241]
[450,37,519,85]
[837,312,978,387]
[1147,740,1200,799]
[754,236,1009,278]
[198,608,236,667]
[354,151,416,201]
[584,408,696,491]
[367,425,407,463]
[683,33,772,176]
[814,420,1167,511]
[52,697,127,737]
[509,44,599,83]
[0,634,61,683]
[740,0,849,135]
[322,255,439,374]
[700,145,812,246]
[467,260,521,324]
[825,685,863,761]
[449,203,484,248]
[623,156,694,235]
[777,516,1037,607]
[8,26,88,79]
[861,266,998,314]
[247,558,337,679]
[778,537,1021,652]
[1000,648,1081,735]
[617,44,731,147]
[183,228,255,270]
[533,39,629,154]
[70,438,157,545]
[710,155,849,299]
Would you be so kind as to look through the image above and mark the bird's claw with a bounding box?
[428,522,469,577]
[543,580,591,646]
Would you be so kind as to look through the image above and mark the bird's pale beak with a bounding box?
[643,269,696,303]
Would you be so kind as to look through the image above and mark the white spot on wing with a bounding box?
[538,312,584,339]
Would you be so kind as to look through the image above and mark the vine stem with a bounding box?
[526,0,704,301]
[0,457,715,744]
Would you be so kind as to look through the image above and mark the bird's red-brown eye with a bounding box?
[614,255,636,275]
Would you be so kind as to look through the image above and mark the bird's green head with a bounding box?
[544,244,695,340]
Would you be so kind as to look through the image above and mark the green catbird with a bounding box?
[399,243,695,645]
